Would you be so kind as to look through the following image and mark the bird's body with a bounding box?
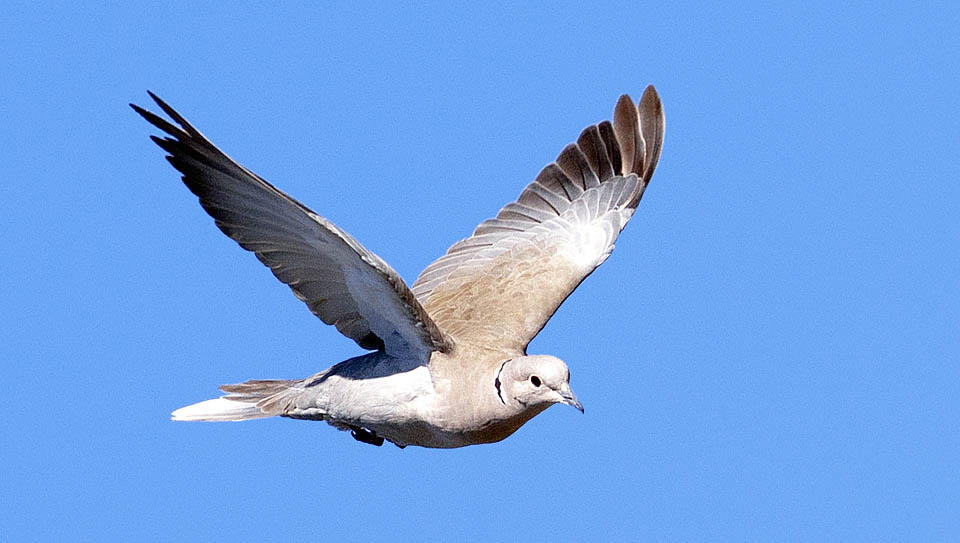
[171,349,550,448]
[133,87,664,448]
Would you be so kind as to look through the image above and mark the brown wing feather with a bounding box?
[412,87,665,351]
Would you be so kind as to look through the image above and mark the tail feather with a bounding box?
[171,379,300,422]
[171,397,271,422]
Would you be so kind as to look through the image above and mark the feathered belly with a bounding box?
[363,403,550,449]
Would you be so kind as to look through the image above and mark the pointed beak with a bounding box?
[558,385,584,413]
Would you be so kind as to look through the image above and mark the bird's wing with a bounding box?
[132,93,451,358]
[412,87,664,351]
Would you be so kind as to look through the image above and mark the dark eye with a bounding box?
[530,375,541,387]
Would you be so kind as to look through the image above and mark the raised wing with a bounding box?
[411,87,665,351]
[132,92,451,358]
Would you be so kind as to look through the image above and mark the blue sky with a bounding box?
[2,2,958,541]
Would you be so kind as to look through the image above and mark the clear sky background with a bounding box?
[2,3,958,541]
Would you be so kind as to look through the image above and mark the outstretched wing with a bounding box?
[411,86,664,351]
[132,92,451,358]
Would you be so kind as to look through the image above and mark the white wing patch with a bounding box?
[562,220,615,269]
[534,179,636,273]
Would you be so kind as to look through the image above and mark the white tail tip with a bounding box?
[171,397,270,422]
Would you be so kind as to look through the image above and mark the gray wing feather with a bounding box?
[132,92,451,357]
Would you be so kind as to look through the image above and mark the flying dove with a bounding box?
[132,87,665,448]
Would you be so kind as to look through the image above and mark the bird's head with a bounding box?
[495,355,583,413]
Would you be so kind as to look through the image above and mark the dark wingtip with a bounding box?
[636,85,665,186]
[130,90,162,116]
[140,90,199,137]
[640,85,663,113]
[131,91,198,143]
[129,102,147,116]
[146,91,175,118]
[147,90,166,109]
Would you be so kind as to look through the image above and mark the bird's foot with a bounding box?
[350,426,384,447]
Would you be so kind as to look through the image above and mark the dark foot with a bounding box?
[350,426,384,447]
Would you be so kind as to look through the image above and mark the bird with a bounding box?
[132,86,664,449]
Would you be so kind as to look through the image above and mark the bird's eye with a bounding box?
[530,375,541,387]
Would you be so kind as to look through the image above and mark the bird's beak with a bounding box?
[558,385,584,413]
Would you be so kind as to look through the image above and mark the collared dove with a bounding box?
[132,87,664,448]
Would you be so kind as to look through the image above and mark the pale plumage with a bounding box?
[133,87,665,448]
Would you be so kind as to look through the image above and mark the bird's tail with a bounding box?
[171,379,300,422]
